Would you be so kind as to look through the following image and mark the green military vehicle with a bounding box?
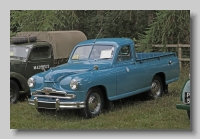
[10,31,87,104]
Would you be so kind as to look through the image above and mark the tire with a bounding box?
[11,36,37,44]
[187,110,190,119]
[10,80,20,104]
[148,75,163,99]
[80,88,104,118]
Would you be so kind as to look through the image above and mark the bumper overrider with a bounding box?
[28,87,85,110]
[176,92,190,111]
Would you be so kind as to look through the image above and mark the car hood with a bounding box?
[43,60,112,82]
[10,58,24,65]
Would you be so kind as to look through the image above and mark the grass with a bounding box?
[10,67,190,130]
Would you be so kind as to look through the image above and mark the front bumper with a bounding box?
[176,104,190,110]
[28,97,85,110]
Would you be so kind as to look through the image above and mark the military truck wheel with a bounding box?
[187,110,190,119]
[80,88,104,118]
[148,75,163,99]
[10,80,20,104]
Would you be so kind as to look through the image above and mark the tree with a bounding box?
[10,10,155,39]
[136,10,190,52]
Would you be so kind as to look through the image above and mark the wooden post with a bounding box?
[178,43,182,71]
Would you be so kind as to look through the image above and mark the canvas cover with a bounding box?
[16,31,87,59]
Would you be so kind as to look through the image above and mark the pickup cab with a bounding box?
[10,31,87,103]
[28,38,180,118]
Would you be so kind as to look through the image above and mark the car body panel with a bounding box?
[176,79,190,111]
[28,38,180,110]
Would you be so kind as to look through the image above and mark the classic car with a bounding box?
[28,38,180,118]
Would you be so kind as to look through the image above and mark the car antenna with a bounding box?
[93,27,103,43]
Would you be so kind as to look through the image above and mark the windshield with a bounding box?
[71,45,114,60]
[10,46,30,59]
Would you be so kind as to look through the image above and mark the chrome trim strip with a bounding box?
[36,87,66,95]
[32,94,76,99]
[28,97,85,110]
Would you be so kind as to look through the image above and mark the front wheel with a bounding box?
[148,75,163,100]
[80,88,104,118]
[10,80,20,104]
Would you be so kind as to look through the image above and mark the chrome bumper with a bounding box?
[28,97,85,110]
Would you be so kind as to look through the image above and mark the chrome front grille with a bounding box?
[32,87,76,99]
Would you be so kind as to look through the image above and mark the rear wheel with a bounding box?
[80,88,104,118]
[148,75,163,99]
[10,80,20,104]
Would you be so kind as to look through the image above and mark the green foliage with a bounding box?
[10,95,190,129]
[10,10,152,40]
[10,10,79,34]
[137,10,190,52]
[10,10,190,54]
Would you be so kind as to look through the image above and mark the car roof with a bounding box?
[77,38,134,48]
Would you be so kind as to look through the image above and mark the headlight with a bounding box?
[70,79,79,90]
[28,77,35,88]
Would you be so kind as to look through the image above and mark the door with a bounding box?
[115,45,141,95]
[25,45,54,79]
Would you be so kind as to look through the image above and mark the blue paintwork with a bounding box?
[28,38,180,107]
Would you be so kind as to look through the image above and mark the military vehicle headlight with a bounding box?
[70,79,79,90]
[28,77,35,88]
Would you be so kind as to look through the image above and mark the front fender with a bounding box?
[10,72,29,93]
[180,79,190,102]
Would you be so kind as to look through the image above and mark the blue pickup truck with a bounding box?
[28,38,180,118]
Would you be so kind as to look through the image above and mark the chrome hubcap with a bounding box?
[88,93,101,114]
[151,80,161,97]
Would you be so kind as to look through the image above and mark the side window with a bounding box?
[31,46,50,60]
[117,45,132,61]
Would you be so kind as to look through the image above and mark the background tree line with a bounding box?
[10,10,190,52]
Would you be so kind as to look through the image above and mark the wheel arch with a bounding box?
[153,72,167,92]
[10,72,30,93]
[89,85,108,101]
[154,72,166,85]
[10,77,22,91]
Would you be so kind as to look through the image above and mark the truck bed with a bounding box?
[136,52,176,61]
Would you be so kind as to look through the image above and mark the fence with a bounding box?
[136,44,190,70]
